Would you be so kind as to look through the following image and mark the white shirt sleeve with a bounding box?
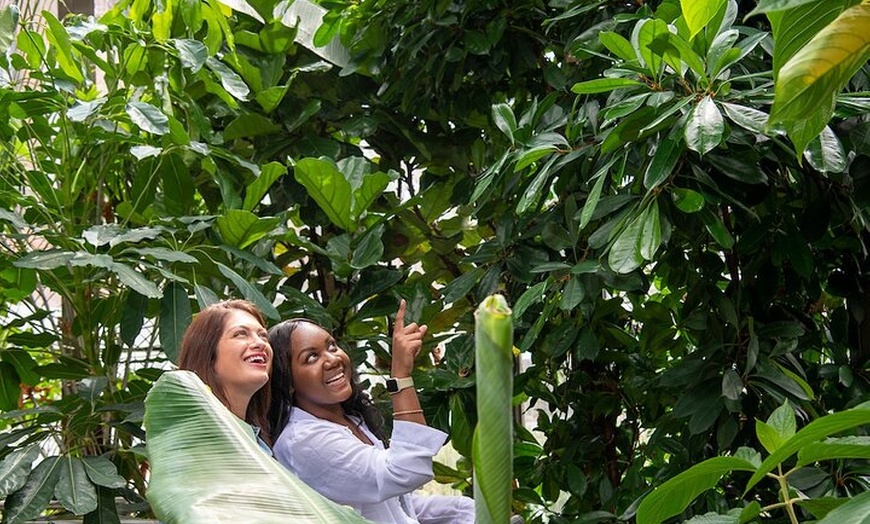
[410,493,476,524]
[273,414,448,506]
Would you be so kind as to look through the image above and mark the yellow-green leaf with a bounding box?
[770,2,870,155]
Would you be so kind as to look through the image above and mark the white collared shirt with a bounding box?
[272,407,474,523]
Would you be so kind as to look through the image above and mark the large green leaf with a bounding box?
[804,125,848,173]
[767,0,859,77]
[473,295,514,524]
[685,96,724,155]
[814,490,870,524]
[243,162,286,212]
[54,456,98,515]
[216,210,281,249]
[144,370,372,523]
[3,456,62,524]
[681,0,727,38]
[0,445,39,499]
[608,212,644,274]
[294,158,354,231]
[0,5,18,53]
[159,282,192,363]
[216,263,280,320]
[636,456,758,524]
[571,78,646,94]
[769,2,870,155]
[744,406,870,492]
[796,436,870,467]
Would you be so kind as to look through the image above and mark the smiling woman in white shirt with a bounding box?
[267,299,475,524]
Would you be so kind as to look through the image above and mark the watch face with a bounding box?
[386,379,399,393]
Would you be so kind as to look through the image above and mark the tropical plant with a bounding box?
[636,400,870,524]
[2,0,870,522]
[473,294,514,524]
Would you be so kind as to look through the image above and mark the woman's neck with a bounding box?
[226,391,252,421]
[296,401,345,425]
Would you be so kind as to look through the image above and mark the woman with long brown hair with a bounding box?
[177,299,274,448]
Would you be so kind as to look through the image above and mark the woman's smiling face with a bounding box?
[289,322,353,415]
[213,309,272,401]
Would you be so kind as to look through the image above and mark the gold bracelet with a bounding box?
[393,409,423,416]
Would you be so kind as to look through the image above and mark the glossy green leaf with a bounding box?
[216,263,279,320]
[473,295,514,524]
[243,162,286,211]
[152,0,173,41]
[721,369,743,401]
[636,18,669,78]
[0,362,19,411]
[3,456,62,524]
[599,31,636,62]
[609,213,644,274]
[14,250,74,270]
[814,490,870,524]
[768,0,858,76]
[579,158,617,232]
[0,445,39,498]
[81,457,126,489]
[126,101,169,135]
[43,11,84,83]
[0,5,18,54]
[744,406,870,492]
[571,78,645,94]
[350,223,385,270]
[516,163,553,214]
[216,210,281,249]
[160,153,194,216]
[748,0,823,17]
[224,114,282,142]
[173,38,207,73]
[671,187,705,213]
[111,262,161,298]
[796,436,870,467]
[639,200,661,260]
[721,102,769,134]
[294,158,354,231]
[206,57,250,101]
[636,456,757,524]
[55,456,98,515]
[144,371,370,523]
[681,0,727,38]
[685,96,724,155]
[1,350,39,386]
[449,393,473,457]
[701,210,734,249]
[644,134,683,189]
[770,2,870,155]
[442,268,484,304]
[350,170,394,222]
[804,125,847,173]
[513,280,549,319]
[492,103,517,144]
[159,282,191,363]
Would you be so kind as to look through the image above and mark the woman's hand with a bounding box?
[391,299,427,378]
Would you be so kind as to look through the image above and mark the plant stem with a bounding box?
[776,467,799,524]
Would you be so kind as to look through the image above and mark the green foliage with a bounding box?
[1,0,869,522]
[636,401,870,524]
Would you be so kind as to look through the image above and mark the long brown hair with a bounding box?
[178,299,272,444]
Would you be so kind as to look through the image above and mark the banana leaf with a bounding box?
[143,370,372,523]
[473,294,514,524]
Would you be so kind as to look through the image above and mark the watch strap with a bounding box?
[386,376,414,394]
